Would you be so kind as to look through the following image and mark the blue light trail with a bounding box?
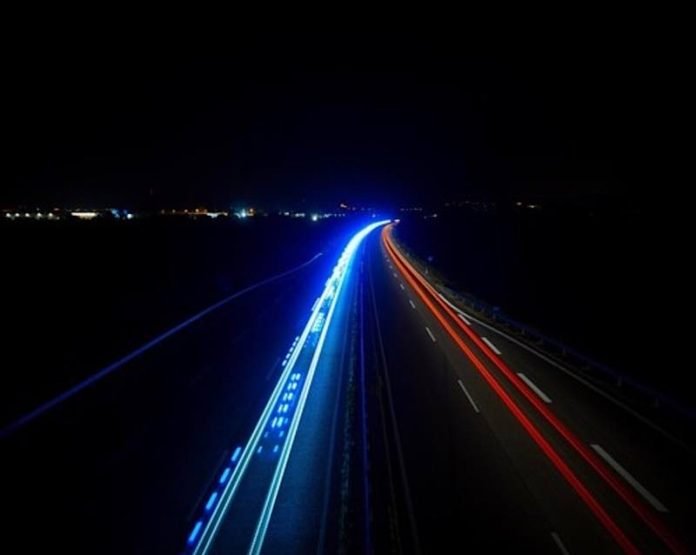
[247,220,389,554]
[187,220,388,555]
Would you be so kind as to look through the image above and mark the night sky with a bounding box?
[5,25,686,209]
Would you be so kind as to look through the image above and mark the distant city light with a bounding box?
[71,211,99,220]
[235,208,255,219]
[399,207,423,212]
[0,203,375,223]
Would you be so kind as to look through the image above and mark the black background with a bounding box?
[5,19,690,209]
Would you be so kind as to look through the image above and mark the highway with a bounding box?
[3,219,694,554]
[372,223,695,554]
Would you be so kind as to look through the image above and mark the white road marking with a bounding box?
[409,300,416,310]
[444,301,691,452]
[517,373,552,404]
[393,272,398,278]
[590,444,668,513]
[438,292,462,313]
[457,380,480,413]
[399,283,405,290]
[481,336,502,355]
[425,327,437,343]
[403,255,692,453]
[457,313,472,325]
[551,532,570,555]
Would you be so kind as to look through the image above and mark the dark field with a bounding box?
[1,217,357,426]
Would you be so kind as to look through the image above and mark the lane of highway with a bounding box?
[187,220,389,554]
[380,223,693,553]
[365,236,570,552]
[457,310,696,527]
[253,234,365,554]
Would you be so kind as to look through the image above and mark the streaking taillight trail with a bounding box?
[383,224,686,554]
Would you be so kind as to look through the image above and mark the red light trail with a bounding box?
[383,224,684,554]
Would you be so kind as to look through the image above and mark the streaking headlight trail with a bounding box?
[187,220,389,555]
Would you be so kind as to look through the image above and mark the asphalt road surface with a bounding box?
[370,223,694,554]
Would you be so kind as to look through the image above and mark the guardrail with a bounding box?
[391,236,696,428]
